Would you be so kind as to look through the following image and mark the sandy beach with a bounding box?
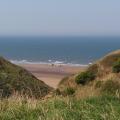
[20,64,86,88]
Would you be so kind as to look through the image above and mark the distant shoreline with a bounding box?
[1,37,120,68]
[19,63,86,88]
[11,60,88,67]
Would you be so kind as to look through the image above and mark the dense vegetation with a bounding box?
[1,50,120,119]
[58,50,120,97]
[0,57,52,98]
[0,95,120,120]
[75,71,96,85]
[101,80,120,95]
[112,58,120,73]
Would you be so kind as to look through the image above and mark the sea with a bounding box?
[0,36,120,66]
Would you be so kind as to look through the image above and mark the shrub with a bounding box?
[101,80,120,95]
[75,71,96,85]
[54,89,61,95]
[64,87,75,96]
[112,59,120,73]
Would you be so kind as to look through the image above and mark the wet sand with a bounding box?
[20,64,86,88]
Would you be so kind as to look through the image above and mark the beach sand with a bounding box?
[20,64,86,88]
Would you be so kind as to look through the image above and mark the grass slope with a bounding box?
[1,50,120,120]
[58,50,120,98]
[0,95,120,120]
[0,57,52,98]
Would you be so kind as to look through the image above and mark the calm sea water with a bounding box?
[0,36,120,65]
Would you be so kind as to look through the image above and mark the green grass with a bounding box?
[1,51,120,119]
[0,95,120,120]
[0,57,52,98]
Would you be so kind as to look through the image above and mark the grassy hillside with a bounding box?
[0,95,120,120]
[58,50,120,98]
[0,57,52,98]
[1,50,120,120]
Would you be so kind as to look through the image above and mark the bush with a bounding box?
[64,87,75,96]
[101,80,120,95]
[112,59,120,73]
[54,89,61,95]
[75,71,96,85]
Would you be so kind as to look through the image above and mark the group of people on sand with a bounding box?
[51,63,62,67]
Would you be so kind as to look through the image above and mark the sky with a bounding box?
[0,0,120,36]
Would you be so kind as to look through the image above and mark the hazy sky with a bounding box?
[0,0,120,36]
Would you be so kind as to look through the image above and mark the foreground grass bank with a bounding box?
[0,95,120,120]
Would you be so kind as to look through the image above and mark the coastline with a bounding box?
[19,63,86,88]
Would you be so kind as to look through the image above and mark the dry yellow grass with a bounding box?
[58,50,120,99]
